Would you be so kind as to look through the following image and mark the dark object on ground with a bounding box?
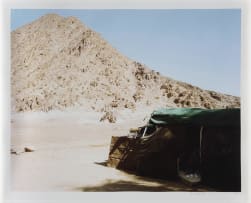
[11,146,35,155]
[107,108,241,191]
[24,147,35,152]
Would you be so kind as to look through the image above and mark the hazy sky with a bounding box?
[11,9,241,96]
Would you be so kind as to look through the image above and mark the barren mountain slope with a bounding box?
[11,14,240,114]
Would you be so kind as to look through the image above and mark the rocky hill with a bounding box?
[11,14,240,116]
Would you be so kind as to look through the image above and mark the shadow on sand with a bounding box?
[75,161,213,192]
[77,180,187,192]
[76,179,212,192]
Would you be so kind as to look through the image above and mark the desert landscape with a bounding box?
[11,14,240,191]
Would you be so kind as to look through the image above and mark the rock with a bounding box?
[124,101,135,109]
[100,111,116,123]
[209,91,222,101]
[179,92,185,97]
[160,84,169,90]
[204,102,211,109]
[199,95,205,102]
[167,92,173,98]
[186,101,191,106]
[10,147,25,155]
[111,100,119,108]
[24,147,35,152]
[132,92,143,102]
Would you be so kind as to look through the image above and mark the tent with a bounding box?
[108,108,241,191]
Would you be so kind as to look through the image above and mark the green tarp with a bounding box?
[149,108,240,127]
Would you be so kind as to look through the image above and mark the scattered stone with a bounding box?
[100,111,116,123]
[124,101,135,109]
[111,100,119,108]
[10,148,22,155]
[133,92,143,102]
[24,147,35,152]
[11,146,35,154]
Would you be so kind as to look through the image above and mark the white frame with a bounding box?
[1,0,250,202]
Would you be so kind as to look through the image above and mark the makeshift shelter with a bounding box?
[107,108,241,191]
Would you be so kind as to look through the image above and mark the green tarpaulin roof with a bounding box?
[149,108,240,127]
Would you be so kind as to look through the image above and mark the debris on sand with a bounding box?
[11,146,35,155]
[24,147,35,152]
[11,148,23,155]
[100,111,116,123]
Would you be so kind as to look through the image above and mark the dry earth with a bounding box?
[11,109,213,191]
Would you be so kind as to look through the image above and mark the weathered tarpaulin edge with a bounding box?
[148,108,240,127]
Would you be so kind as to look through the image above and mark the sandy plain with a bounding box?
[11,108,211,192]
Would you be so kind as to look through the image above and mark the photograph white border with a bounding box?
[1,0,250,202]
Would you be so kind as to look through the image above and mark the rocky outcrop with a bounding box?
[11,14,240,113]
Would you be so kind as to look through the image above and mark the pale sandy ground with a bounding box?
[11,108,211,192]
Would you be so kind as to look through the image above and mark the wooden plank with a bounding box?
[110,136,131,145]
[109,147,128,158]
[109,136,136,153]
[107,157,122,168]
